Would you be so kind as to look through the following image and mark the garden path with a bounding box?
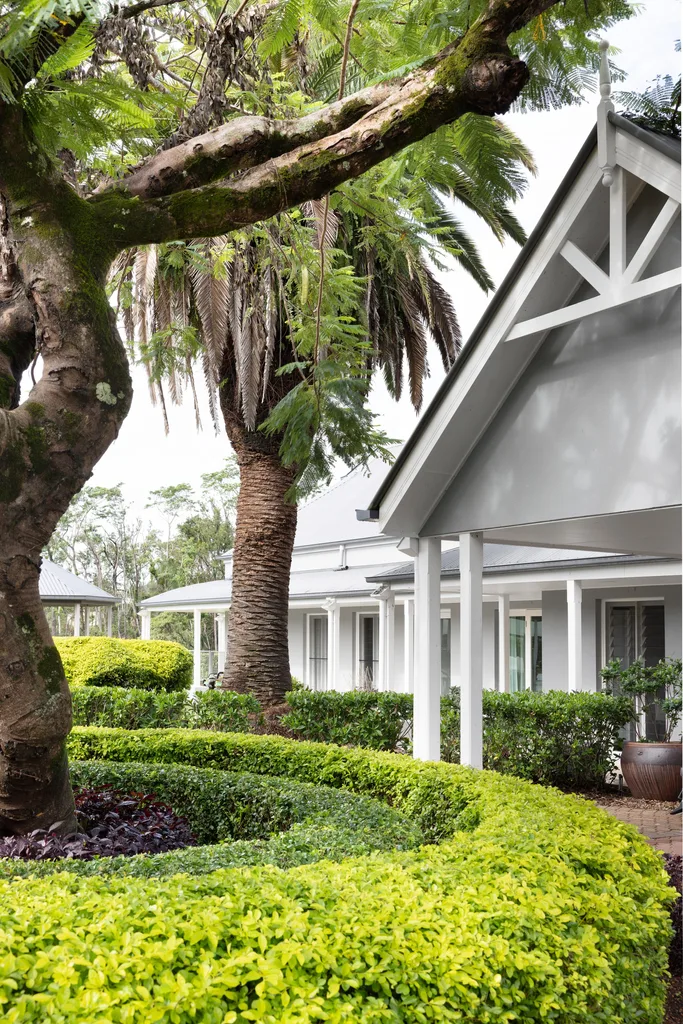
[596,800,681,856]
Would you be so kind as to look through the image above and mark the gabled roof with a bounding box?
[40,560,118,604]
[363,117,681,532]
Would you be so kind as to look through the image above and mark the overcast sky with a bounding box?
[86,0,681,527]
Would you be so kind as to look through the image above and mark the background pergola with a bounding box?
[40,560,118,637]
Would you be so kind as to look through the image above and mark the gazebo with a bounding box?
[40,560,118,637]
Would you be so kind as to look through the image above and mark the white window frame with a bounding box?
[599,597,665,671]
[508,608,542,692]
[355,611,379,688]
[306,613,328,691]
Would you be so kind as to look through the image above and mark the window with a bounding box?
[357,614,378,688]
[509,612,543,693]
[308,615,328,691]
[441,617,451,694]
[606,602,665,740]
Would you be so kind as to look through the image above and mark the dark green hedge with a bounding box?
[284,687,633,788]
[55,637,192,691]
[71,686,260,732]
[0,760,419,880]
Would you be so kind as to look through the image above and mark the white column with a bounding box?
[404,598,415,694]
[413,537,442,761]
[497,594,510,693]
[106,606,113,637]
[83,606,90,636]
[73,603,81,637]
[323,598,339,691]
[385,591,395,691]
[377,595,387,691]
[217,612,227,672]
[460,532,484,769]
[193,609,202,688]
[567,580,583,691]
[140,610,151,640]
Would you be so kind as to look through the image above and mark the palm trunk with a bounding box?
[223,427,297,707]
[0,106,132,835]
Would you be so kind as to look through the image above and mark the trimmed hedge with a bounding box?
[2,728,674,1023]
[71,686,260,732]
[55,636,192,691]
[0,760,420,880]
[285,687,633,788]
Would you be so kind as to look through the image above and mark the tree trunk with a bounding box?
[0,106,132,835]
[223,426,297,707]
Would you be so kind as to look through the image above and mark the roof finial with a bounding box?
[597,39,616,187]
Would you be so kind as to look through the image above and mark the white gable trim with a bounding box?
[377,123,680,538]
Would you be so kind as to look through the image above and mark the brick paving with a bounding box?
[595,801,682,856]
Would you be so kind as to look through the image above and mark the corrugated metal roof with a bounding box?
[40,561,118,604]
[366,544,674,583]
[141,563,391,609]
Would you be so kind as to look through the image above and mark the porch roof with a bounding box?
[366,543,677,583]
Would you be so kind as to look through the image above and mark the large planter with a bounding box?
[621,741,682,801]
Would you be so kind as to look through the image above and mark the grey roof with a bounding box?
[293,456,393,547]
[40,560,118,604]
[366,544,675,583]
[141,563,394,609]
[363,118,681,517]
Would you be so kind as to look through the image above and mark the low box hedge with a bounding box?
[284,687,633,788]
[2,728,674,1023]
[71,686,260,732]
[0,760,421,881]
[55,636,192,691]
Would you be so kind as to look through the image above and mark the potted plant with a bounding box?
[601,658,682,800]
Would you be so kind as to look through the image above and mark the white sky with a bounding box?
[87,0,681,528]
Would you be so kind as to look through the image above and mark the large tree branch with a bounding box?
[90,0,557,247]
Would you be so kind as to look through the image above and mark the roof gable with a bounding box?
[369,116,681,542]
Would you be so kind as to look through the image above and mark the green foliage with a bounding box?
[283,689,414,751]
[70,685,260,732]
[55,636,192,692]
[616,73,681,139]
[285,687,633,788]
[26,727,673,1023]
[601,657,682,742]
[0,758,420,880]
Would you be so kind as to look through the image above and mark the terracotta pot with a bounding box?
[620,741,682,801]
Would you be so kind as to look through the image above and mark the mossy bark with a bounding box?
[0,106,132,835]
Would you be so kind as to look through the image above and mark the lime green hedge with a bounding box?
[55,637,192,691]
[1,728,675,1023]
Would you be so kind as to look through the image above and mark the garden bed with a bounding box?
[0,729,676,1023]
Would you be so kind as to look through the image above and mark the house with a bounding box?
[359,50,681,764]
[140,459,681,701]
[40,559,118,636]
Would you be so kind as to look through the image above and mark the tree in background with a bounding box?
[0,0,634,833]
[45,460,238,640]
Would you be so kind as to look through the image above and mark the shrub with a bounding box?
[445,688,634,788]
[284,687,633,789]
[0,729,655,1022]
[71,686,259,732]
[55,636,192,691]
[283,688,413,750]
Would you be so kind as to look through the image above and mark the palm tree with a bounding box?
[111,1,535,706]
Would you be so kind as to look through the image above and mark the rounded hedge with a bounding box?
[0,760,420,880]
[55,636,192,691]
[0,728,675,1023]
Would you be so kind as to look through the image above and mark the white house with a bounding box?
[359,50,681,765]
